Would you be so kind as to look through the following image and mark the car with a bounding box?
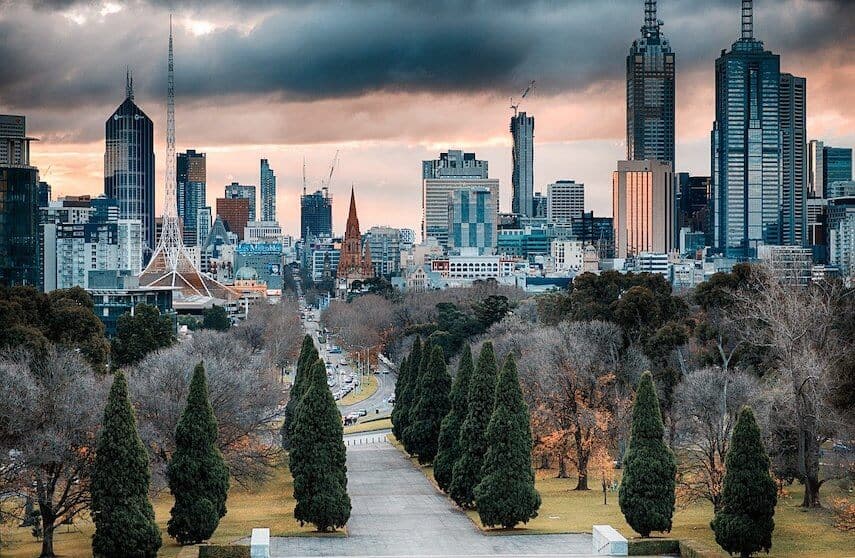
[339,358,349,366]
[327,379,335,387]
[357,409,368,417]
[333,392,342,400]
[344,377,353,384]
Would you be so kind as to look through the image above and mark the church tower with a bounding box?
[337,187,373,292]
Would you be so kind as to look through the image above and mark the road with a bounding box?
[255,434,643,558]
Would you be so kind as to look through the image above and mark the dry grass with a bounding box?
[343,417,392,435]
[338,375,378,406]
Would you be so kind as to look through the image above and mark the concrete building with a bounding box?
[216,197,250,241]
[612,160,675,258]
[550,239,584,273]
[511,112,534,216]
[758,245,813,286]
[365,226,402,277]
[547,180,584,225]
[225,182,256,221]
[448,187,497,255]
[244,221,282,242]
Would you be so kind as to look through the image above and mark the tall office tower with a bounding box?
[224,182,256,221]
[216,197,250,241]
[808,140,825,198]
[300,189,333,239]
[260,158,276,222]
[779,73,807,246]
[626,0,675,167]
[510,112,534,216]
[546,180,585,225]
[710,0,782,260]
[825,146,853,191]
[612,160,675,258]
[676,173,711,235]
[197,206,212,246]
[448,187,497,255]
[104,72,156,259]
[176,149,206,246]
[0,115,40,288]
[422,150,498,247]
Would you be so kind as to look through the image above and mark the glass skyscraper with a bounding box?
[300,189,332,239]
[779,73,807,246]
[626,0,675,168]
[510,112,534,217]
[260,158,277,222]
[104,77,155,260]
[710,0,782,260]
[449,187,496,255]
[176,149,206,246]
[825,146,853,187]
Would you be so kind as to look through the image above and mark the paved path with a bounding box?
[263,435,617,558]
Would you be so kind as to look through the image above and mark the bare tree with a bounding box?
[0,349,106,558]
[128,331,282,489]
[673,366,763,511]
[234,299,302,371]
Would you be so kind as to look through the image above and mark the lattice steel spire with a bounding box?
[741,0,754,40]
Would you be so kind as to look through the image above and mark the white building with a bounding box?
[829,213,855,280]
[365,226,402,277]
[757,245,813,286]
[550,239,584,273]
[547,180,584,224]
[430,255,519,283]
[634,252,669,277]
[244,220,282,242]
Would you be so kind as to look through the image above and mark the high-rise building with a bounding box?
[448,187,497,255]
[104,73,156,259]
[0,114,40,288]
[176,149,206,246]
[626,0,675,167]
[571,211,615,259]
[300,189,333,239]
[532,192,547,219]
[809,141,853,199]
[260,158,276,222]
[422,150,498,247]
[710,0,782,260]
[546,180,585,224]
[225,182,256,221]
[510,112,534,216]
[216,197,250,241]
[676,174,711,237]
[779,73,807,246]
[612,160,675,258]
[809,140,825,198]
[197,206,212,247]
[364,226,402,277]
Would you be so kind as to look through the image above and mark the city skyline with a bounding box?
[2,0,853,235]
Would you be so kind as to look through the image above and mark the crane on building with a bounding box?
[510,80,536,117]
[321,149,340,196]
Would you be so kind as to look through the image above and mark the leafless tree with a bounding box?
[233,299,303,370]
[128,331,282,489]
[0,348,107,558]
[673,366,763,511]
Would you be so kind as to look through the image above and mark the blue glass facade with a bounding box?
[177,150,206,246]
[300,189,333,239]
[449,188,495,255]
[825,147,853,187]
[0,167,40,288]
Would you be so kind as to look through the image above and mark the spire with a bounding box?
[643,0,660,38]
[741,0,753,40]
[125,67,134,100]
[348,186,357,221]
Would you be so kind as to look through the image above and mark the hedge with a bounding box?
[198,544,250,558]
[678,539,729,558]
[627,538,679,556]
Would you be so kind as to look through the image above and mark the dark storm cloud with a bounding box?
[0,0,851,117]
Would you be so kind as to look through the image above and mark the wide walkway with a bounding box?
[266,434,610,558]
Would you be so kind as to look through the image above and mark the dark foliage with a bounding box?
[404,345,452,464]
[434,345,474,492]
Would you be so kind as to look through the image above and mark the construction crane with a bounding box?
[510,80,536,116]
[321,150,340,195]
[302,157,307,195]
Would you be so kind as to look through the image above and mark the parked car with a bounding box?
[357,409,368,417]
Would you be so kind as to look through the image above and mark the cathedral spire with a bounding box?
[337,186,373,288]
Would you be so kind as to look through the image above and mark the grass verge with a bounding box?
[344,417,392,435]
[338,375,378,406]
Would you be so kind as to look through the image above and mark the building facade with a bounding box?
[216,197,250,241]
[176,149,206,246]
[365,226,402,277]
[612,160,675,258]
[448,187,497,255]
[300,189,332,239]
[546,180,584,224]
[779,73,807,246]
[676,174,711,237]
[260,158,276,222]
[225,182,256,222]
[626,0,675,167]
[510,112,534,216]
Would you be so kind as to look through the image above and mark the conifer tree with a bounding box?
[390,355,409,440]
[434,345,473,492]
[402,338,432,454]
[91,371,161,558]
[619,371,676,537]
[711,406,777,558]
[449,342,498,508]
[290,359,351,531]
[167,362,230,544]
[393,337,421,448]
[404,346,452,464]
[282,335,317,450]
[475,354,540,528]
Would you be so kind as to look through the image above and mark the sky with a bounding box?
[1,0,853,237]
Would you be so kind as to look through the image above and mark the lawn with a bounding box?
[388,436,855,558]
[338,375,378,406]
[0,460,324,558]
[344,416,392,435]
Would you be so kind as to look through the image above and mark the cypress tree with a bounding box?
[449,342,499,509]
[390,356,409,441]
[475,354,540,528]
[290,359,351,531]
[403,338,432,454]
[393,338,421,448]
[434,345,474,492]
[711,406,777,558]
[282,335,317,450]
[91,371,161,558]
[167,362,230,544]
[404,346,452,464]
[618,371,676,537]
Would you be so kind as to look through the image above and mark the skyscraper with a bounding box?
[224,182,256,221]
[546,180,585,225]
[809,141,853,199]
[448,187,497,255]
[104,72,156,259]
[176,149,206,246]
[612,160,675,258]
[260,158,276,222]
[626,0,675,168]
[808,140,825,198]
[300,189,332,239]
[710,0,782,260]
[779,73,807,246]
[510,112,534,216]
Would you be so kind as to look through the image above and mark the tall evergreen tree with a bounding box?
[290,359,351,531]
[390,355,409,441]
[404,346,452,464]
[449,342,499,508]
[619,371,676,537]
[434,345,474,492]
[91,371,161,558]
[393,338,421,448]
[402,338,432,454]
[282,335,318,450]
[475,354,540,528]
[167,363,230,544]
[711,406,777,558]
